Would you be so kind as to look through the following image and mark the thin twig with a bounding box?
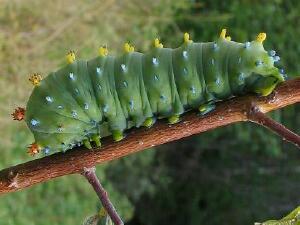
[0,78,299,195]
[248,105,300,148]
[81,167,124,225]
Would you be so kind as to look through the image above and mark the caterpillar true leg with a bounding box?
[252,76,283,96]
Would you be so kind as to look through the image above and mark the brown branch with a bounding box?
[248,106,300,148]
[0,78,299,195]
[81,167,124,225]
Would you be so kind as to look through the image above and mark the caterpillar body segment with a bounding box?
[143,47,184,118]
[87,55,127,136]
[114,51,153,127]
[22,30,285,155]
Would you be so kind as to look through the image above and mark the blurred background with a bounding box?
[0,0,299,224]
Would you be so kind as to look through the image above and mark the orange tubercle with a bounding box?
[11,107,25,121]
[27,143,41,156]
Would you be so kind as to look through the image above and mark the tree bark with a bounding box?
[0,78,299,195]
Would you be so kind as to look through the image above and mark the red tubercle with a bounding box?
[27,143,41,156]
[11,107,25,121]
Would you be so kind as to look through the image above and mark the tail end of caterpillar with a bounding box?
[11,107,25,121]
[66,50,76,64]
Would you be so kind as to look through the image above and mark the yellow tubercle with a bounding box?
[183,32,192,44]
[29,73,42,86]
[220,28,231,41]
[256,32,267,43]
[66,50,76,64]
[154,38,163,48]
[220,28,227,39]
[98,46,108,57]
[124,42,134,53]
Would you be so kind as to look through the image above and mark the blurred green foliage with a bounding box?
[0,0,299,225]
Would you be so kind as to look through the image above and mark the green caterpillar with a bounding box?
[12,29,285,155]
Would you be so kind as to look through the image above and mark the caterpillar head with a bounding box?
[244,33,285,81]
[242,33,285,95]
